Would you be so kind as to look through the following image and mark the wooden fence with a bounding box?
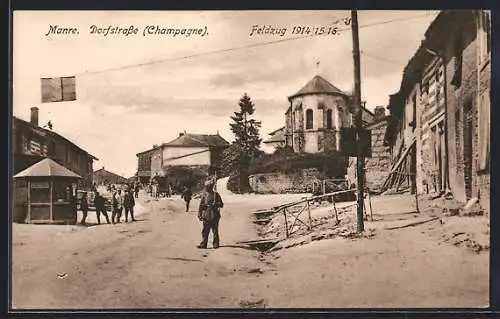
[273,189,359,238]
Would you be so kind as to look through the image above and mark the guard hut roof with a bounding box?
[14,158,81,179]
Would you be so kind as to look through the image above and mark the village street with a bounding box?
[12,189,489,309]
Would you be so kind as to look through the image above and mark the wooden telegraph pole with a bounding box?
[351,10,365,232]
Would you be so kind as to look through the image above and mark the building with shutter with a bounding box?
[12,107,98,190]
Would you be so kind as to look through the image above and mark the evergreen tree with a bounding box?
[223,93,262,192]
[229,93,262,156]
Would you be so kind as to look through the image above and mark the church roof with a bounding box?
[288,75,347,101]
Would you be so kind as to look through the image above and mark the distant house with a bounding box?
[12,107,98,190]
[136,147,155,185]
[140,132,230,178]
[263,127,286,149]
[93,167,128,186]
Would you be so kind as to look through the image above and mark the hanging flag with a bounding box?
[41,76,76,103]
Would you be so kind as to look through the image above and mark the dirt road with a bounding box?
[11,193,489,309]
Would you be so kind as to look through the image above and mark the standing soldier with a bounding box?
[123,189,137,222]
[94,191,111,225]
[112,189,124,223]
[197,180,224,249]
[79,192,89,225]
[134,182,140,198]
[181,185,193,212]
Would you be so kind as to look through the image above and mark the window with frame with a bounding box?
[326,109,333,129]
[410,95,417,129]
[29,139,42,155]
[306,109,313,129]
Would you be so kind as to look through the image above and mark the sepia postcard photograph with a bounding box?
[10,9,490,310]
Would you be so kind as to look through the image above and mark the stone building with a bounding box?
[284,75,352,153]
[384,10,490,212]
[12,107,97,190]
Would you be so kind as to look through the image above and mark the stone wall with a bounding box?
[365,122,392,192]
[248,169,320,194]
[346,120,391,193]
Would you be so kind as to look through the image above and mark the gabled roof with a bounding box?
[163,133,230,148]
[264,131,285,144]
[288,75,347,101]
[268,127,285,136]
[93,168,128,181]
[14,158,81,178]
[13,116,98,160]
[136,147,156,156]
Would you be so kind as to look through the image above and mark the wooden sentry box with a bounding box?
[14,158,81,225]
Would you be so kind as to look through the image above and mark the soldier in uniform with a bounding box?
[94,191,111,225]
[197,180,224,249]
[79,193,89,225]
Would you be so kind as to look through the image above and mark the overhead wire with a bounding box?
[77,12,436,76]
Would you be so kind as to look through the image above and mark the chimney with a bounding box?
[30,107,39,127]
[374,106,386,120]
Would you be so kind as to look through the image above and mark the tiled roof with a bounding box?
[289,75,347,100]
[93,168,128,183]
[264,131,285,144]
[164,133,230,147]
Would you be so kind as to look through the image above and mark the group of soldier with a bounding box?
[79,185,138,226]
[78,176,224,250]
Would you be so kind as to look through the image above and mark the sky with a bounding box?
[13,10,439,177]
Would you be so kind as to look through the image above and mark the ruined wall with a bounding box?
[445,24,490,213]
[477,58,491,213]
[420,58,446,195]
[364,122,392,192]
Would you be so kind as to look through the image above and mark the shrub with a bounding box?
[162,166,208,194]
